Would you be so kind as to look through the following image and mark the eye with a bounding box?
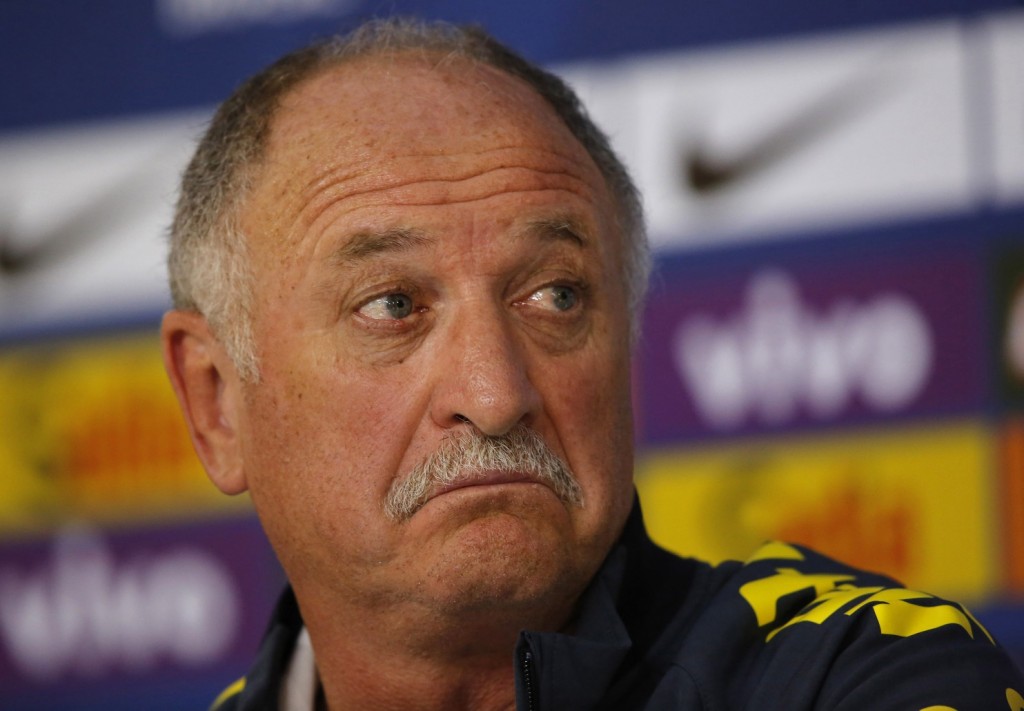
[358,293,415,320]
[525,284,580,312]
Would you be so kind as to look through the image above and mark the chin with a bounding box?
[421,506,585,621]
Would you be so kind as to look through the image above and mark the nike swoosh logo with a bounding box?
[0,195,125,275]
[1,143,179,277]
[681,64,890,195]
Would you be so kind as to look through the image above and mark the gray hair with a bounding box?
[168,17,649,381]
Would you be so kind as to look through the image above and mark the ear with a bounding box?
[161,310,248,495]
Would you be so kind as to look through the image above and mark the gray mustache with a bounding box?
[384,425,584,521]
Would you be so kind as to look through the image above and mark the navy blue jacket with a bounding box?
[214,504,1024,709]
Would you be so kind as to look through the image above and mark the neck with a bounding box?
[297,588,575,711]
[316,636,517,711]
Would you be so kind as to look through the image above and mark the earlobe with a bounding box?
[161,310,249,495]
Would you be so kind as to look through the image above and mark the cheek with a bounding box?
[239,355,422,534]
[533,342,634,562]
[540,342,634,480]
[239,365,432,585]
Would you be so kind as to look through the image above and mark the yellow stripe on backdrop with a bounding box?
[0,332,250,536]
[635,420,999,604]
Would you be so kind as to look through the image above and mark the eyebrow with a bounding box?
[516,216,590,250]
[330,227,432,266]
[329,216,590,268]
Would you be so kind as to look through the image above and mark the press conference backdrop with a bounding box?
[2,1,1023,708]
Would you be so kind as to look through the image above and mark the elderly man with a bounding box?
[161,17,1023,711]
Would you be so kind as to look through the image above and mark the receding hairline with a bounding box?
[236,48,605,202]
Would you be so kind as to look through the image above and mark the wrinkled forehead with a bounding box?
[253,53,604,202]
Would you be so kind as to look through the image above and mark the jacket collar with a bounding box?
[514,501,646,709]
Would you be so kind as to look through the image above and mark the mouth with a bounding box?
[430,469,539,500]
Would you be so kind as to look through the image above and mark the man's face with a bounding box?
[233,55,636,625]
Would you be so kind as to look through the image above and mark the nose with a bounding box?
[428,302,541,436]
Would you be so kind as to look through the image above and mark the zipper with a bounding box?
[521,648,538,711]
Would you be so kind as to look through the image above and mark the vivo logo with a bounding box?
[0,528,240,680]
[673,270,933,430]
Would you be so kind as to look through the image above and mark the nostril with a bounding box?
[454,414,471,423]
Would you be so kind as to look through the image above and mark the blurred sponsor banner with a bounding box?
[626,19,973,247]
[638,233,986,444]
[0,328,249,534]
[635,420,998,603]
[559,9,1024,249]
[0,114,200,334]
[0,517,281,711]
